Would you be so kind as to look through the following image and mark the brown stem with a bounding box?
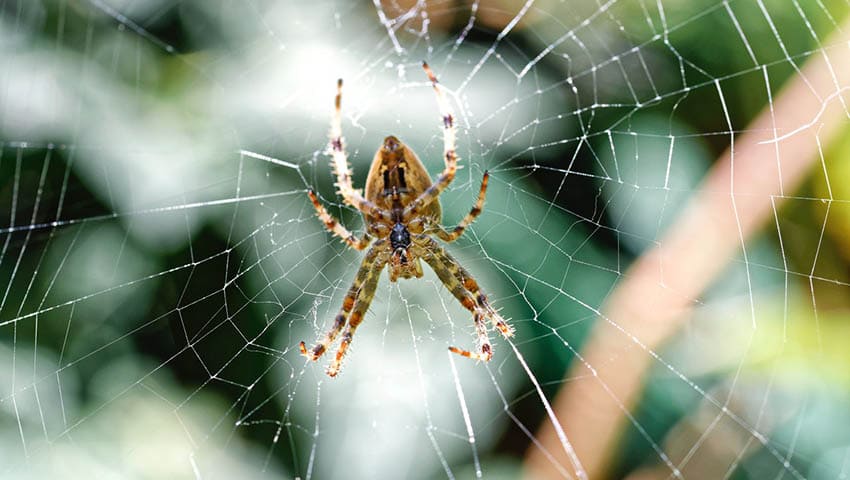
[523,20,850,480]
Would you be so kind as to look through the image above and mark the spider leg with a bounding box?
[402,62,458,222]
[299,242,386,364]
[447,311,491,362]
[329,79,392,223]
[326,252,386,377]
[308,190,371,250]
[415,236,496,362]
[432,171,489,243]
[419,235,514,339]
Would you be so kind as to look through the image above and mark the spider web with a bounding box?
[2,0,850,478]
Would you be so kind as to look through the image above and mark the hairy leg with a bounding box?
[308,189,371,250]
[402,62,458,220]
[300,242,386,362]
[419,236,514,338]
[326,253,386,377]
[416,237,495,361]
[432,171,489,242]
[329,79,391,223]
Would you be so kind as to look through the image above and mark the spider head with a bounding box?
[388,223,422,281]
[390,223,411,250]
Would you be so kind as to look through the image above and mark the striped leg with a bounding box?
[419,236,514,339]
[329,79,391,223]
[416,237,494,361]
[437,240,513,338]
[326,253,386,377]
[402,62,458,221]
[308,190,371,250]
[300,243,386,362]
[448,312,492,362]
[432,171,489,243]
[459,272,515,339]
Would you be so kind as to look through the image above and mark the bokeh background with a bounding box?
[1,1,849,478]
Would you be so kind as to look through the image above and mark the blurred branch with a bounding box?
[523,18,850,480]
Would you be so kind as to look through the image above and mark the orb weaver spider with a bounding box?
[300,62,514,377]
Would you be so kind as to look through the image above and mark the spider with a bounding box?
[299,62,514,377]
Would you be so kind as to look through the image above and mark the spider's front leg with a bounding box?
[420,236,513,337]
[422,250,492,361]
[300,242,387,372]
[325,257,385,377]
[416,236,513,362]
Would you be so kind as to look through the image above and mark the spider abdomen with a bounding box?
[364,136,442,223]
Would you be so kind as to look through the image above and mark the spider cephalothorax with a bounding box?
[300,63,514,377]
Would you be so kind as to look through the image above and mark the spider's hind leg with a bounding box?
[328,79,391,223]
[402,62,459,221]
